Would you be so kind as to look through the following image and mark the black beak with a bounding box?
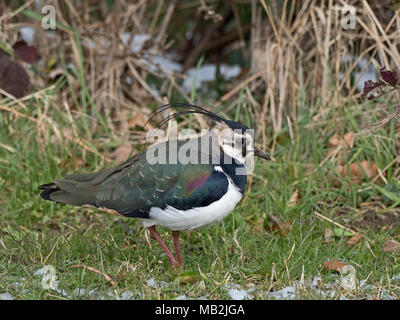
[254,147,271,160]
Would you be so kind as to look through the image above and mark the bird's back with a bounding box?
[39,135,246,225]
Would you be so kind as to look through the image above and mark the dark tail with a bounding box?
[39,183,61,201]
[39,158,137,207]
[39,173,101,206]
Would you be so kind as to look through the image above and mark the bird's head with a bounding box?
[146,103,271,165]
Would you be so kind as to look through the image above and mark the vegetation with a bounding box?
[0,0,399,299]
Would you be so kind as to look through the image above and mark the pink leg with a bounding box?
[172,231,183,267]
[148,226,179,266]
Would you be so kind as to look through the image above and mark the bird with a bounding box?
[39,103,270,268]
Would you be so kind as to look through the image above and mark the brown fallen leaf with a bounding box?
[323,228,334,243]
[382,239,400,253]
[251,218,263,234]
[329,132,354,149]
[128,109,153,129]
[266,213,292,236]
[323,258,348,272]
[122,240,137,249]
[288,189,301,207]
[343,132,354,148]
[112,141,133,164]
[327,132,354,165]
[346,234,363,247]
[60,155,85,170]
[293,166,299,178]
[113,270,125,283]
[329,134,340,148]
[350,161,378,179]
[337,161,380,184]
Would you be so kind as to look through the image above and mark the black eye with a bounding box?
[241,137,247,157]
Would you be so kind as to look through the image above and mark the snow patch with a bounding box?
[0,293,14,300]
[147,277,167,288]
[224,283,255,300]
[20,27,35,44]
[183,64,241,92]
[265,286,297,300]
[34,265,68,297]
[120,290,134,300]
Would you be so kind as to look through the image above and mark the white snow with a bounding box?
[20,27,35,44]
[121,33,151,52]
[339,55,378,91]
[146,277,167,288]
[183,64,241,92]
[224,283,255,300]
[0,293,14,300]
[265,286,297,300]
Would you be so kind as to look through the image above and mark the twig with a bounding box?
[354,107,400,138]
[313,211,357,235]
[70,264,116,286]
[214,68,268,107]
[0,104,38,122]
[155,0,178,45]
[0,0,33,24]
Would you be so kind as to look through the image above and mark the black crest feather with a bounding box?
[145,103,249,131]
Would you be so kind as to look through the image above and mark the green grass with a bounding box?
[1,89,400,300]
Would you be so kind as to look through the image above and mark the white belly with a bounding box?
[142,175,243,231]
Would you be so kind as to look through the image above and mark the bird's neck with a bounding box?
[219,154,247,193]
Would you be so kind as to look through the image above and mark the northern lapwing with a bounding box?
[39,103,270,267]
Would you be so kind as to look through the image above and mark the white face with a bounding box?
[216,128,254,165]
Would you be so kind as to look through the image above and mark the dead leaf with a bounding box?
[0,48,30,98]
[382,239,400,253]
[323,258,348,272]
[112,141,133,164]
[128,111,151,129]
[12,40,40,63]
[329,134,340,148]
[113,270,125,283]
[293,166,298,178]
[343,132,354,149]
[266,213,291,236]
[329,132,354,149]
[346,234,363,246]
[251,218,263,234]
[327,132,354,166]
[380,68,398,87]
[122,240,137,249]
[288,189,301,207]
[323,228,334,243]
[337,161,380,184]
[60,155,85,170]
[350,161,378,179]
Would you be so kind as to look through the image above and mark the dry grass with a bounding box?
[1,1,400,157]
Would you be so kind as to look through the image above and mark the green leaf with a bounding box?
[333,227,353,238]
[176,271,201,284]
